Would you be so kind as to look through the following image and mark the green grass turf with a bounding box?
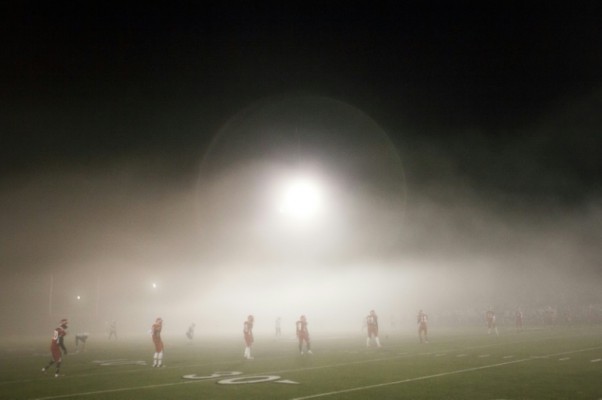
[1,325,601,399]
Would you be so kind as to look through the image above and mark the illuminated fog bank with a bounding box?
[195,95,407,268]
[186,96,408,335]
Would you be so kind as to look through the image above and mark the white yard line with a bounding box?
[290,358,535,400]
[33,380,205,400]
[29,353,417,400]
[26,348,477,400]
[29,344,602,400]
[289,346,602,400]
[0,333,567,387]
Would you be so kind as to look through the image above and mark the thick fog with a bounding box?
[1,96,600,338]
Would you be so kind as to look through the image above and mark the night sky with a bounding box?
[4,2,601,185]
[1,1,601,334]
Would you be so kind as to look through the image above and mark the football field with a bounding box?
[2,325,601,400]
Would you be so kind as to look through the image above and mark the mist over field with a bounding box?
[1,95,600,339]
[2,2,602,350]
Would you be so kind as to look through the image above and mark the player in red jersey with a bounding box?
[151,317,164,367]
[243,315,254,359]
[485,309,499,336]
[42,318,68,377]
[366,310,382,347]
[296,315,312,354]
[417,309,429,343]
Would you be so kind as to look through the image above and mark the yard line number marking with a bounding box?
[30,345,602,400]
[182,371,299,385]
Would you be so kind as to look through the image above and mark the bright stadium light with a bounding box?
[277,176,323,221]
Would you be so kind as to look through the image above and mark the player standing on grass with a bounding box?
[417,309,429,343]
[151,317,164,367]
[296,315,312,354]
[275,316,282,337]
[243,315,254,359]
[186,323,195,341]
[486,309,499,336]
[74,332,89,352]
[42,318,68,377]
[366,310,382,347]
[515,307,524,333]
[108,320,117,340]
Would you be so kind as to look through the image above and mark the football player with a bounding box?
[243,315,254,359]
[42,318,68,377]
[275,317,282,337]
[151,317,164,367]
[186,323,195,341]
[75,332,89,352]
[515,307,524,333]
[417,309,429,343]
[366,310,381,347]
[296,315,312,354]
[108,321,117,340]
[485,309,499,336]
